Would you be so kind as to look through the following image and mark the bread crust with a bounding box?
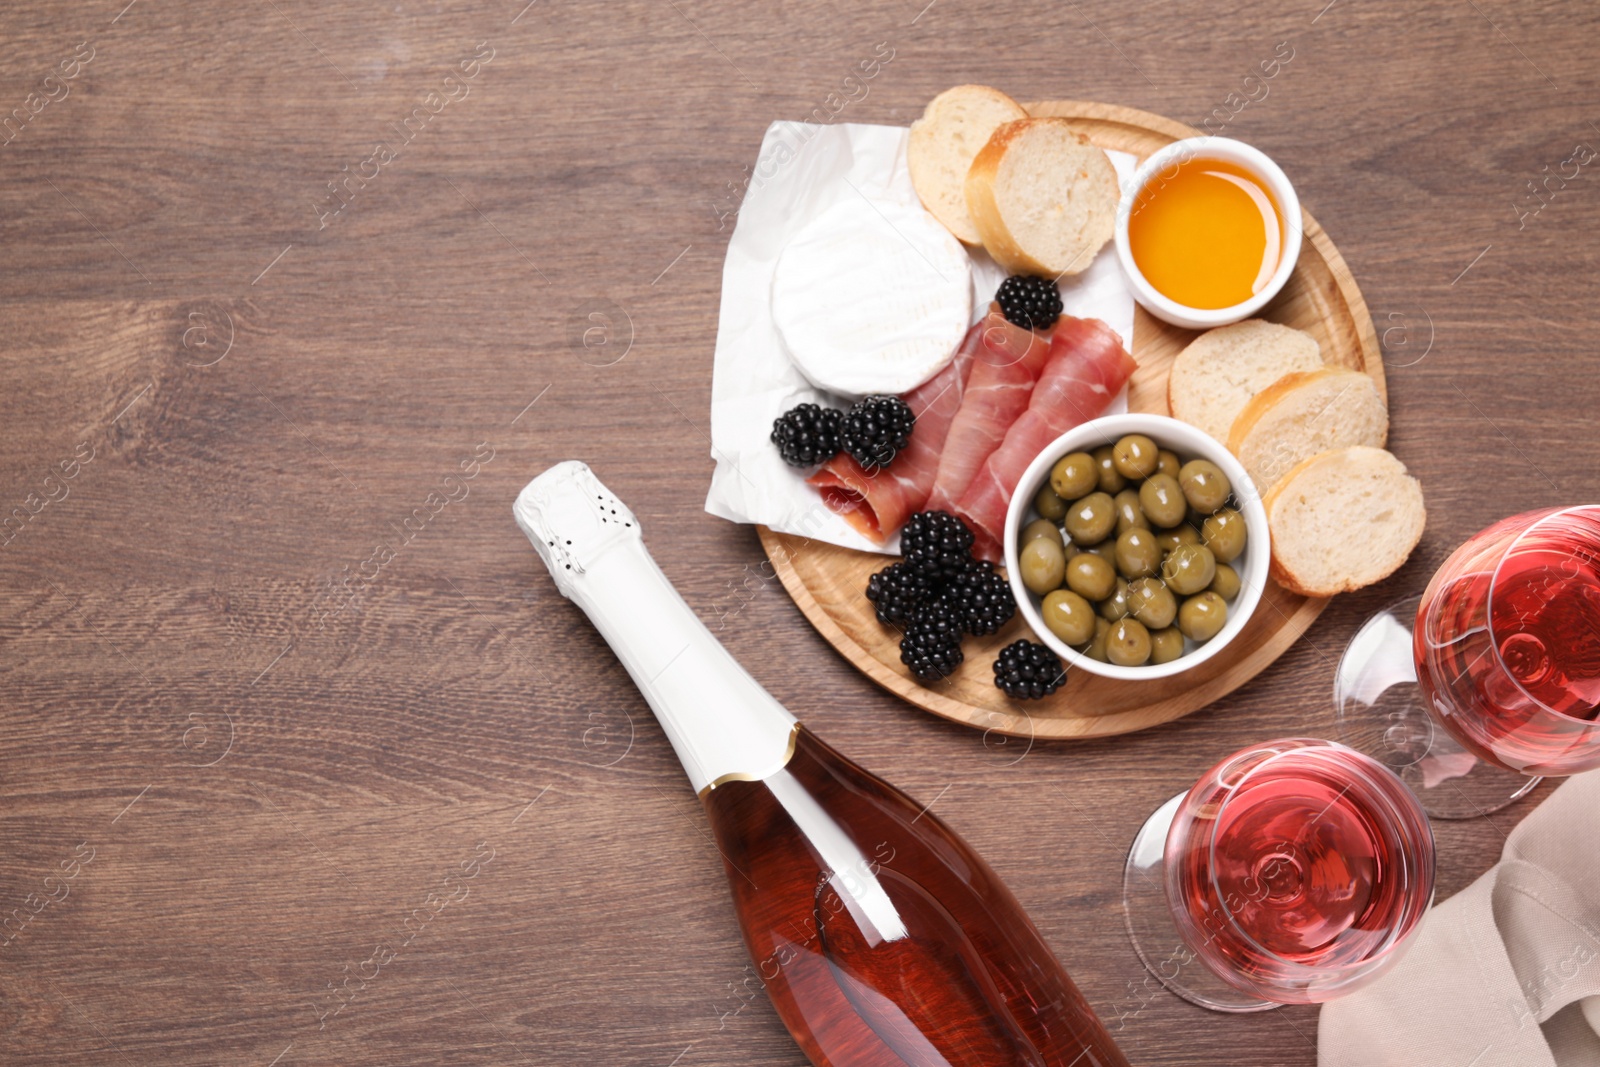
[907,85,1026,246]
[1262,447,1426,597]
[1262,453,1336,597]
[963,119,1037,270]
[963,118,1117,276]
[1226,367,1381,454]
[1166,319,1322,442]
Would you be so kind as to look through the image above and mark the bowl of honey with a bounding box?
[1114,137,1301,330]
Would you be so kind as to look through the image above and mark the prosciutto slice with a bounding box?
[954,316,1138,561]
[923,310,1053,514]
[807,322,981,543]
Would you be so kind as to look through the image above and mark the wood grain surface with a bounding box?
[760,99,1387,741]
[0,2,1595,1064]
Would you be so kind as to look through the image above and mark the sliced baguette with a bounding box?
[963,118,1119,276]
[1167,320,1323,443]
[907,85,1028,245]
[1228,367,1388,493]
[1263,446,1426,597]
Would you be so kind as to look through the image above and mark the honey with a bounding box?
[1128,157,1283,310]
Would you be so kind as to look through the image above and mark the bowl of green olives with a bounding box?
[1002,413,1270,681]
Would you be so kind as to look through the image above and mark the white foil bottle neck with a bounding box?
[514,462,798,794]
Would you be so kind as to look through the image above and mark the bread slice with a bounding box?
[963,118,1119,276]
[908,85,1028,245]
[1168,320,1323,444]
[1228,367,1388,494]
[1264,446,1425,596]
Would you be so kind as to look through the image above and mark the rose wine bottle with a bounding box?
[515,462,1131,1067]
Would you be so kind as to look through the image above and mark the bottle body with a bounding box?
[706,727,1131,1067]
[515,462,1130,1067]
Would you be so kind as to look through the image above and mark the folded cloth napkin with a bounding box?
[1320,770,1600,1066]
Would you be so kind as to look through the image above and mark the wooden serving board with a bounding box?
[759,100,1383,740]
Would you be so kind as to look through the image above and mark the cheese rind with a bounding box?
[772,199,973,399]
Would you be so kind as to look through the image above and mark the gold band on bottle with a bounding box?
[697,722,802,799]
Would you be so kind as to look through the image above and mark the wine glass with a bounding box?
[1336,505,1600,818]
[1123,738,1435,1011]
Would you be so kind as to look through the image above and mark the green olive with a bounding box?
[1064,491,1116,545]
[1034,482,1068,523]
[1019,537,1067,596]
[1115,527,1161,579]
[1107,617,1152,667]
[1092,446,1127,494]
[1050,451,1099,500]
[1156,449,1182,479]
[1178,591,1228,641]
[1065,551,1116,601]
[1210,563,1242,601]
[1112,434,1160,480]
[1201,508,1247,564]
[1155,525,1202,554]
[1042,589,1097,646]
[1112,488,1148,535]
[1149,626,1185,665]
[1178,459,1231,515]
[1020,518,1062,548]
[1126,577,1177,630]
[1083,617,1112,662]
[1162,543,1217,596]
[1138,473,1187,528]
[1083,541,1118,569]
[1099,577,1130,620]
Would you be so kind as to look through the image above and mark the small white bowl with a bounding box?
[1114,137,1302,331]
[1003,413,1270,682]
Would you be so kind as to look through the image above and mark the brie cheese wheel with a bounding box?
[771,198,973,399]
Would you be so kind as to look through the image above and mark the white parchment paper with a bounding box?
[704,119,1137,554]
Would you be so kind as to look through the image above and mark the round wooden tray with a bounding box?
[760,100,1383,740]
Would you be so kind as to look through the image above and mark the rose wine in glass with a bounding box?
[1415,505,1600,776]
[1124,739,1433,1011]
[516,462,1131,1067]
[1336,504,1600,817]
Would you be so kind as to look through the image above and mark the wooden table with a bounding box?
[1,1,1594,1063]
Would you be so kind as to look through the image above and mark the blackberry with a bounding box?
[993,640,1066,700]
[841,395,915,470]
[899,601,965,681]
[865,561,933,625]
[900,510,974,582]
[770,403,843,467]
[995,275,1064,331]
[945,559,1016,636]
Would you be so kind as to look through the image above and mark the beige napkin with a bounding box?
[1320,770,1600,1066]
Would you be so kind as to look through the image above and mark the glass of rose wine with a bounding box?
[1123,738,1435,1011]
[1336,505,1600,818]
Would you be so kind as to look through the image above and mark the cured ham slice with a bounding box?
[807,322,981,543]
[923,310,1053,514]
[954,316,1137,561]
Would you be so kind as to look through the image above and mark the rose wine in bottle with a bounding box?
[515,462,1131,1067]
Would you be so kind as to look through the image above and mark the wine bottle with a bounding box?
[515,462,1132,1067]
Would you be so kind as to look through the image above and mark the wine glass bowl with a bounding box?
[1125,738,1434,1010]
[1166,739,1434,1004]
[1415,505,1600,777]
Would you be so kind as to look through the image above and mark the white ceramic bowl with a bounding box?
[1003,413,1270,681]
[1114,137,1302,330]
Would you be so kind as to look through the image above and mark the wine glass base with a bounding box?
[1122,793,1278,1013]
[1335,593,1542,819]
